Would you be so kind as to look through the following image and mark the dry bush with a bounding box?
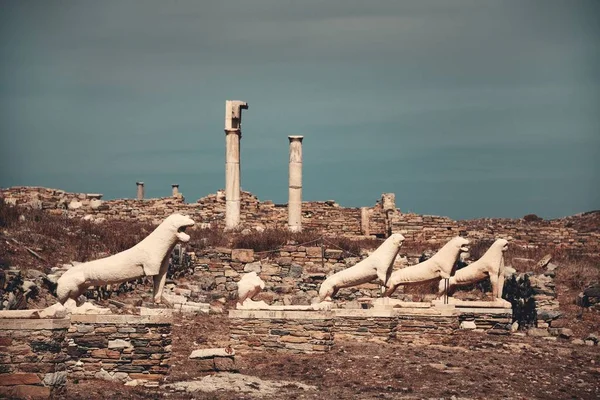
[0,201,155,269]
[232,229,321,252]
[0,198,20,228]
[555,258,599,291]
[187,225,230,250]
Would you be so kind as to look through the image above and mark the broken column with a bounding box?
[172,184,180,197]
[224,100,248,230]
[288,135,304,232]
[360,207,370,236]
[136,182,144,200]
[382,193,396,237]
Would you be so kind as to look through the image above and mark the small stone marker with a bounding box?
[189,347,236,372]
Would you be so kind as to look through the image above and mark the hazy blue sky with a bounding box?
[1,1,599,220]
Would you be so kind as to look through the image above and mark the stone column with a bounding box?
[288,135,304,232]
[224,100,248,230]
[136,182,144,200]
[172,184,180,197]
[360,207,370,236]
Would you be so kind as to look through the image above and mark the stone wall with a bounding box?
[1,186,598,253]
[66,314,172,383]
[0,318,70,399]
[229,310,334,353]
[229,308,512,353]
[190,246,400,305]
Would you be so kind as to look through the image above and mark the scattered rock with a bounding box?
[558,328,573,339]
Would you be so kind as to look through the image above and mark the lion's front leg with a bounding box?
[152,257,170,303]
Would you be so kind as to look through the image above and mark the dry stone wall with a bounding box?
[0,318,70,398]
[66,314,172,383]
[1,186,597,253]
[189,245,402,305]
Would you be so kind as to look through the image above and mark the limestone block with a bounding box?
[232,249,254,263]
[189,348,235,359]
[243,261,262,273]
[108,339,132,349]
[39,303,67,319]
[459,321,477,330]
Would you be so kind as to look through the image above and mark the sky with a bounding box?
[0,0,599,220]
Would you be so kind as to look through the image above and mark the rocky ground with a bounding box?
[61,314,599,400]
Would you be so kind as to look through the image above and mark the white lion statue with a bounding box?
[236,271,269,309]
[56,213,195,305]
[318,233,405,302]
[383,236,470,297]
[438,238,509,304]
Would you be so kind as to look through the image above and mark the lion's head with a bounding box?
[163,214,195,243]
[449,236,470,254]
[389,233,406,247]
[494,238,509,253]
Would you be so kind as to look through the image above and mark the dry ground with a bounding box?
[63,313,600,400]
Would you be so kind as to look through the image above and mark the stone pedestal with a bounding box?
[288,136,304,232]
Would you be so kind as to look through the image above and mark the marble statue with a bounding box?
[56,213,195,305]
[438,238,509,304]
[318,233,405,301]
[236,272,326,310]
[236,271,269,309]
[383,237,470,297]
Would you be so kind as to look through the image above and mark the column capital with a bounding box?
[225,100,248,131]
[288,135,304,142]
[171,184,179,188]
[136,182,144,186]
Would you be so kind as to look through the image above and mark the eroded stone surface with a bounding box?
[163,372,316,396]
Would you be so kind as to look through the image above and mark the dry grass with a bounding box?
[0,199,154,270]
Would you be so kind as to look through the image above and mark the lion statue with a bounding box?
[438,238,509,303]
[56,213,195,305]
[236,271,269,309]
[383,236,470,297]
[318,233,405,302]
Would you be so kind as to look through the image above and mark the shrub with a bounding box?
[523,214,543,222]
[0,198,20,228]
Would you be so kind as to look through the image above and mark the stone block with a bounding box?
[189,348,235,359]
[91,349,121,359]
[108,339,132,349]
[0,385,50,399]
[214,357,236,372]
[42,371,67,387]
[232,249,254,263]
[306,247,322,258]
[0,373,41,386]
